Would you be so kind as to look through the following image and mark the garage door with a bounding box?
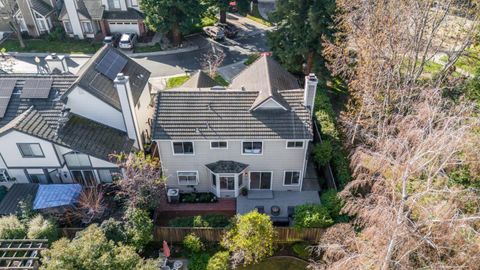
[108,22,139,34]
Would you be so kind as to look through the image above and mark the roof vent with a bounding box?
[206,123,211,130]
[195,128,200,134]
[56,107,71,136]
[241,86,245,91]
[211,86,226,91]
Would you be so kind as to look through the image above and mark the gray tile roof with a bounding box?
[180,71,218,89]
[206,160,249,174]
[230,56,300,111]
[68,45,151,111]
[0,74,134,161]
[0,184,38,216]
[152,89,312,140]
[31,0,54,16]
[152,56,312,140]
[83,0,104,20]
[104,8,144,20]
[60,0,95,20]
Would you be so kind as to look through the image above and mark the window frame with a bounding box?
[283,170,301,186]
[64,152,92,168]
[219,176,235,190]
[177,171,199,185]
[210,141,228,149]
[286,140,304,149]
[81,21,93,33]
[17,143,45,158]
[241,141,263,155]
[172,141,195,155]
[64,21,73,33]
[248,171,272,190]
[28,173,48,184]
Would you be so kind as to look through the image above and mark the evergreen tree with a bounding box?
[141,0,204,45]
[267,0,335,74]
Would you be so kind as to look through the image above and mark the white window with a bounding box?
[249,172,272,190]
[242,141,262,154]
[210,141,227,149]
[37,19,47,31]
[177,171,198,185]
[130,0,138,6]
[82,21,93,33]
[220,176,235,190]
[17,143,44,157]
[29,173,48,184]
[284,171,301,186]
[64,21,73,33]
[98,169,121,183]
[0,169,12,182]
[64,152,91,167]
[113,0,121,8]
[172,142,194,155]
[286,141,304,149]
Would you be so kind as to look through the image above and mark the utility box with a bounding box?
[45,53,69,74]
[167,188,180,203]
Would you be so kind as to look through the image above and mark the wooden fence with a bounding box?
[154,227,324,244]
[61,226,324,244]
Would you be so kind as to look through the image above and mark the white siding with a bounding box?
[65,86,126,131]
[133,84,153,142]
[157,140,307,193]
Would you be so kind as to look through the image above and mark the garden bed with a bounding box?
[179,192,218,203]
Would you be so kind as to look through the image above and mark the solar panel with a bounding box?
[0,97,11,118]
[95,49,128,80]
[21,78,53,98]
[0,79,16,97]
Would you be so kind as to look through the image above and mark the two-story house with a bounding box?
[13,0,56,37]
[152,56,320,212]
[59,0,146,39]
[0,45,152,187]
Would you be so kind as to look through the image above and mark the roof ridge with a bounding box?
[0,106,35,135]
[264,56,273,97]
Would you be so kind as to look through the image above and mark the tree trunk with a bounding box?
[171,22,182,46]
[305,51,314,75]
[220,10,227,23]
[9,20,26,48]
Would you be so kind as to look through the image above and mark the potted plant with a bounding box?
[240,187,248,196]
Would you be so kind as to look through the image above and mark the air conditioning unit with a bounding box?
[167,188,180,203]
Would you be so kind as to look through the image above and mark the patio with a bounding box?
[236,190,320,219]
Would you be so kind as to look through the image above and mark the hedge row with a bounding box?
[313,87,351,188]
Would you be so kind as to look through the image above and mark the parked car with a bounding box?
[119,33,137,49]
[203,26,225,40]
[103,33,121,47]
[216,23,239,38]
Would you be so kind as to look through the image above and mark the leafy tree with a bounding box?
[124,207,153,251]
[206,0,229,23]
[267,0,335,74]
[0,215,25,238]
[294,204,333,228]
[222,211,274,267]
[183,233,204,253]
[100,218,128,244]
[313,140,333,166]
[188,253,210,270]
[207,251,230,270]
[40,225,149,270]
[141,0,204,45]
[27,215,58,243]
[114,152,165,212]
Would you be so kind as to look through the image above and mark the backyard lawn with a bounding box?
[239,257,308,270]
[1,39,102,54]
[166,75,190,89]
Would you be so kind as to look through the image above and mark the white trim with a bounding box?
[156,138,312,142]
[176,171,199,185]
[286,140,305,149]
[248,171,273,190]
[171,141,195,155]
[300,139,309,191]
[241,141,263,155]
[251,97,288,111]
[32,9,46,18]
[283,170,302,186]
[209,140,228,149]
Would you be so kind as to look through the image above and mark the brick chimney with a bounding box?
[304,73,318,117]
[114,73,142,150]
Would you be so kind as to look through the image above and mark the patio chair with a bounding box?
[287,206,295,218]
[255,206,265,213]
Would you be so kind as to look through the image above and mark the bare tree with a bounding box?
[73,186,106,225]
[0,0,25,48]
[113,152,165,211]
[199,45,226,77]
[311,0,480,269]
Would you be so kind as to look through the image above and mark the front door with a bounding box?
[220,176,235,191]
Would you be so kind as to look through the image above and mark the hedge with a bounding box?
[168,214,230,228]
[314,86,351,187]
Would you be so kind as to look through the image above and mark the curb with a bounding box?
[3,45,200,58]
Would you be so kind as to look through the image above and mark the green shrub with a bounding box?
[47,27,65,41]
[0,215,26,238]
[27,215,58,242]
[100,218,128,243]
[169,215,230,228]
[183,233,204,253]
[313,140,333,166]
[294,204,334,228]
[180,192,218,203]
[16,196,36,224]
[207,251,230,270]
[124,207,153,251]
[292,242,310,260]
[188,252,210,270]
[320,190,349,222]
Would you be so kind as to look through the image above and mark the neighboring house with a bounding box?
[152,56,319,204]
[59,0,146,39]
[0,45,153,187]
[14,0,56,36]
